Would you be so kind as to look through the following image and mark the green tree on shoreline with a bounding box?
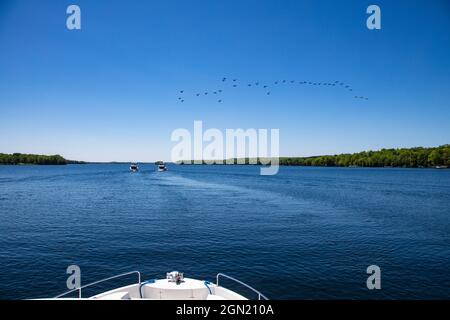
[278,145,450,168]
[0,153,84,165]
[179,145,450,168]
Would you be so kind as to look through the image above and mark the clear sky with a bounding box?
[0,0,449,162]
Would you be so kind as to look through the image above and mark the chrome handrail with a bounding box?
[216,273,268,300]
[54,271,141,298]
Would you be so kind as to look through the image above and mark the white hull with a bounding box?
[51,271,267,300]
[91,278,246,300]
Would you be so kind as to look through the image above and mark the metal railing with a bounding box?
[54,271,141,299]
[216,273,268,300]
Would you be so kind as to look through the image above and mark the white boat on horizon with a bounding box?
[51,271,268,300]
[130,163,139,172]
[156,161,167,172]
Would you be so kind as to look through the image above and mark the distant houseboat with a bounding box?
[130,163,139,172]
[156,161,167,172]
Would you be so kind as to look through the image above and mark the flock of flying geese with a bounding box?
[177,77,369,103]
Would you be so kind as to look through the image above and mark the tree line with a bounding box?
[0,153,84,165]
[180,145,450,168]
[281,145,450,168]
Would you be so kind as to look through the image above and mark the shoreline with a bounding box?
[2,144,449,168]
[1,163,447,169]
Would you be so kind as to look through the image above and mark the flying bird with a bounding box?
[218,100,222,103]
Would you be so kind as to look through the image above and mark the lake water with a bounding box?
[0,164,449,299]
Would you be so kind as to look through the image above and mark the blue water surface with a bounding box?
[0,164,449,299]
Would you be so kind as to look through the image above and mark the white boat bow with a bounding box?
[52,271,268,300]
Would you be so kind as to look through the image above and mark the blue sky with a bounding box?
[0,0,449,162]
